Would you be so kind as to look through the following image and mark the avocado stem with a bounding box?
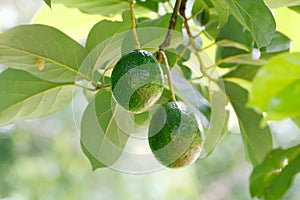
[129,0,141,50]
[160,50,176,102]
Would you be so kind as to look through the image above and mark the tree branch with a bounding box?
[158,0,182,62]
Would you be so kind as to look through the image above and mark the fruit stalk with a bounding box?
[130,0,141,50]
[159,50,176,102]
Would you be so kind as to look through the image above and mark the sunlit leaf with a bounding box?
[250,144,300,200]
[32,4,104,41]
[248,53,300,121]
[266,79,300,120]
[224,81,273,166]
[0,68,74,127]
[52,0,165,15]
[0,24,89,83]
[220,54,267,66]
[216,39,250,52]
[86,11,131,51]
[122,13,184,53]
[80,89,129,170]
[293,117,300,128]
[265,0,300,8]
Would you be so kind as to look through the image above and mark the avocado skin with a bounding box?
[148,101,202,168]
[111,50,164,113]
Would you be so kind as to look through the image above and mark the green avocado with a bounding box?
[148,101,202,168]
[111,50,164,113]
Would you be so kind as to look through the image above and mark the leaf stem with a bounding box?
[159,50,176,102]
[130,0,140,50]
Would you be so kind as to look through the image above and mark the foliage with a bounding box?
[0,0,299,199]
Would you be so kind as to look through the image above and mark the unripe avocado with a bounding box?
[111,50,164,113]
[148,101,202,168]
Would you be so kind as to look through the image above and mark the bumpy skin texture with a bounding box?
[111,50,164,113]
[148,101,202,168]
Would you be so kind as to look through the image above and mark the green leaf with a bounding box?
[216,39,250,52]
[210,0,229,27]
[248,53,300,121]
[80,89,129,169]
[0,24,89,83]
[224,81,273,166]
[0,68,74,127]
[86,11,131,51]
[134,111,150,126]
[225,0,276,47]
[216,31,290,68]
[122,13,184,53]
[171,71,212,127]
[221,54,267,66]
[44,0,51,8]
[222,64,262,81]
[192,0,207,16]
[250,144,300,200]
[32,4,104,41]
[216,16,252,50]
[293,117,300,127]
[260,32,291,53]
[53,0,165,15]
[289,5,300,13]
[265,0,300,8]
[266,79,300,120]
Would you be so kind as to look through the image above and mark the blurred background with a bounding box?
[0,0,300,199]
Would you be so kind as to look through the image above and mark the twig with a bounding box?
[130,0,140,49]
[179,0,218,83]
[158,0,182,62]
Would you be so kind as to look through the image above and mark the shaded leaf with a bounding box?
[224,81,273,166]
[0,68,74,127]
[216,31,291,68]
[225,0,276,48]
[261,32,291,53]
[222,64,262,81]
[0,24,89,83]
[80,89,129,169]
[248,53,300,121]
[210,0,229,27]
[250,144,300,200]
[289,5,300,13]
[44,0,51,8]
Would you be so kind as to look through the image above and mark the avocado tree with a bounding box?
[0,0,299,199]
